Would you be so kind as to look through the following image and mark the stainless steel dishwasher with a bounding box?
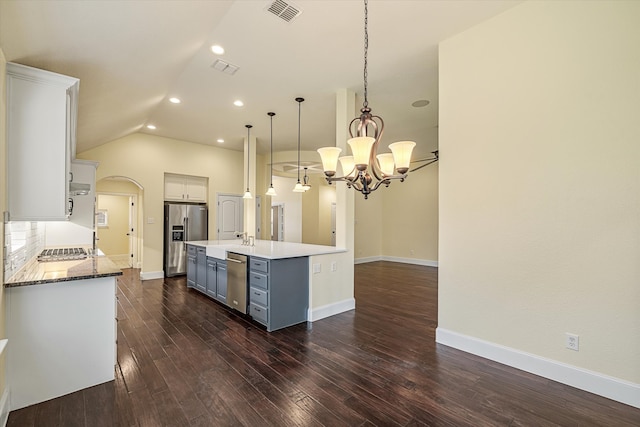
[226,253,248,314]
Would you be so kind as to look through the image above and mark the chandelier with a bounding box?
[316,0,438,199]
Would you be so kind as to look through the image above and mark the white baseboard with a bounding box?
[436,328,640,409]
[354,255,438,267]
[354,256,382,264]
[140,271,164,281]
[0,387,9,427]
[308,298,355,322]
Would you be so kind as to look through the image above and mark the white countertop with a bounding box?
[187,239,346,260]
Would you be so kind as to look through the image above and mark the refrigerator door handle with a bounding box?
[184,217,189,242]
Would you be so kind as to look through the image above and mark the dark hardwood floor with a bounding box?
[7,262,640,426]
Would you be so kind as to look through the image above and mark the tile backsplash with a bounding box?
[3,221,45,282]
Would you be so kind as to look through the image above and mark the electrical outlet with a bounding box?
[566,333,579,351]
[331,261,337,272]
[410,249,415,256]
[313,263,321,274]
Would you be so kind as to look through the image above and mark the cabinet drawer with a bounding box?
[249,287,268,306]
[250,258,269,273]
[249,272,268,290]
[196,247,206,255]
[250,303,268,325]
[187,245,196,256]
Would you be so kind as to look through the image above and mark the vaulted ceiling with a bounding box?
[0,0,521,158]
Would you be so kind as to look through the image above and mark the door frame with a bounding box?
[96,191,140,268]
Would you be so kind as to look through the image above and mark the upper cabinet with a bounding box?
[69,160,98,229]
[164,173,208,203]
[6,63,79,221]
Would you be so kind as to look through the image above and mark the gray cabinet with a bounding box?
[206,257,227,303]
[195,247,207,293]
[186,244,228,304]
[186,245,196,288]
[206,259,217,298]
[216,261,227,304]
[248,256,308,332]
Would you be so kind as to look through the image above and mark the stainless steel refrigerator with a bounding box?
[164,203,208,277]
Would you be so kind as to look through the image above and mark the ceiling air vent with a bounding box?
[266,0,302,23]
[211,59,239,76]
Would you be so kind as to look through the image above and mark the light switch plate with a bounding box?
[313,263,321,274]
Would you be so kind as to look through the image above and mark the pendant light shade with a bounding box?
[266,112,277,197]
[243,124,253,199]
[292,97,306,193]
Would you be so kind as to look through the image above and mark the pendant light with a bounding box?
[302,167,311,191]
[266,112,277,197]
[243,124,253,199]
[316,0,438,199]
[293,97,306,193]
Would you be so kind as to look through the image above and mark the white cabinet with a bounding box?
[164,173,207,202]
[6,277,116,411]
[6,63,79,221]
[70,160,98,228]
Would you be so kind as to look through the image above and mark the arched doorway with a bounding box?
[96,176,144,270]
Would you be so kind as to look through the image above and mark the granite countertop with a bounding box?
[5,256,123,288]
[187,239,347,260]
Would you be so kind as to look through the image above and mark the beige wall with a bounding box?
[382,163,438,262]
[97,194,130,255]
[439,0,640,384]
[78,132,244,275]
[0,47,7,398]
[353,162,439,262]
[302,175,336,246]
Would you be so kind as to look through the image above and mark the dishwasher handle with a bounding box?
[226,257,245,264]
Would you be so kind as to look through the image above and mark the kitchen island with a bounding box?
[186,240,346,331]
[4,255,122,411]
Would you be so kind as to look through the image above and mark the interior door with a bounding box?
[217,194,243,240]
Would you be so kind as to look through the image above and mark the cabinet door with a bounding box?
[7,64,77,220]
[216,261,227,304]
[186,255,196,288]
[185,176,207,202]
[164,175,185,201]
[206,260,217,298]
[195,248,207,292]
[69,161,97,228]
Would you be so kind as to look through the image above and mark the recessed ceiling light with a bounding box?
[217,139,224,143]
[412,99,430,108]
[169,97,181,104]
[211,45,225,55]
[146,124,156,130]
[233,100,244,107]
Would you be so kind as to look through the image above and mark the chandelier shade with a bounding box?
[389,141,416,174]
[317,147,341,175]
[339,156,356,178]
[376,153,395,177]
